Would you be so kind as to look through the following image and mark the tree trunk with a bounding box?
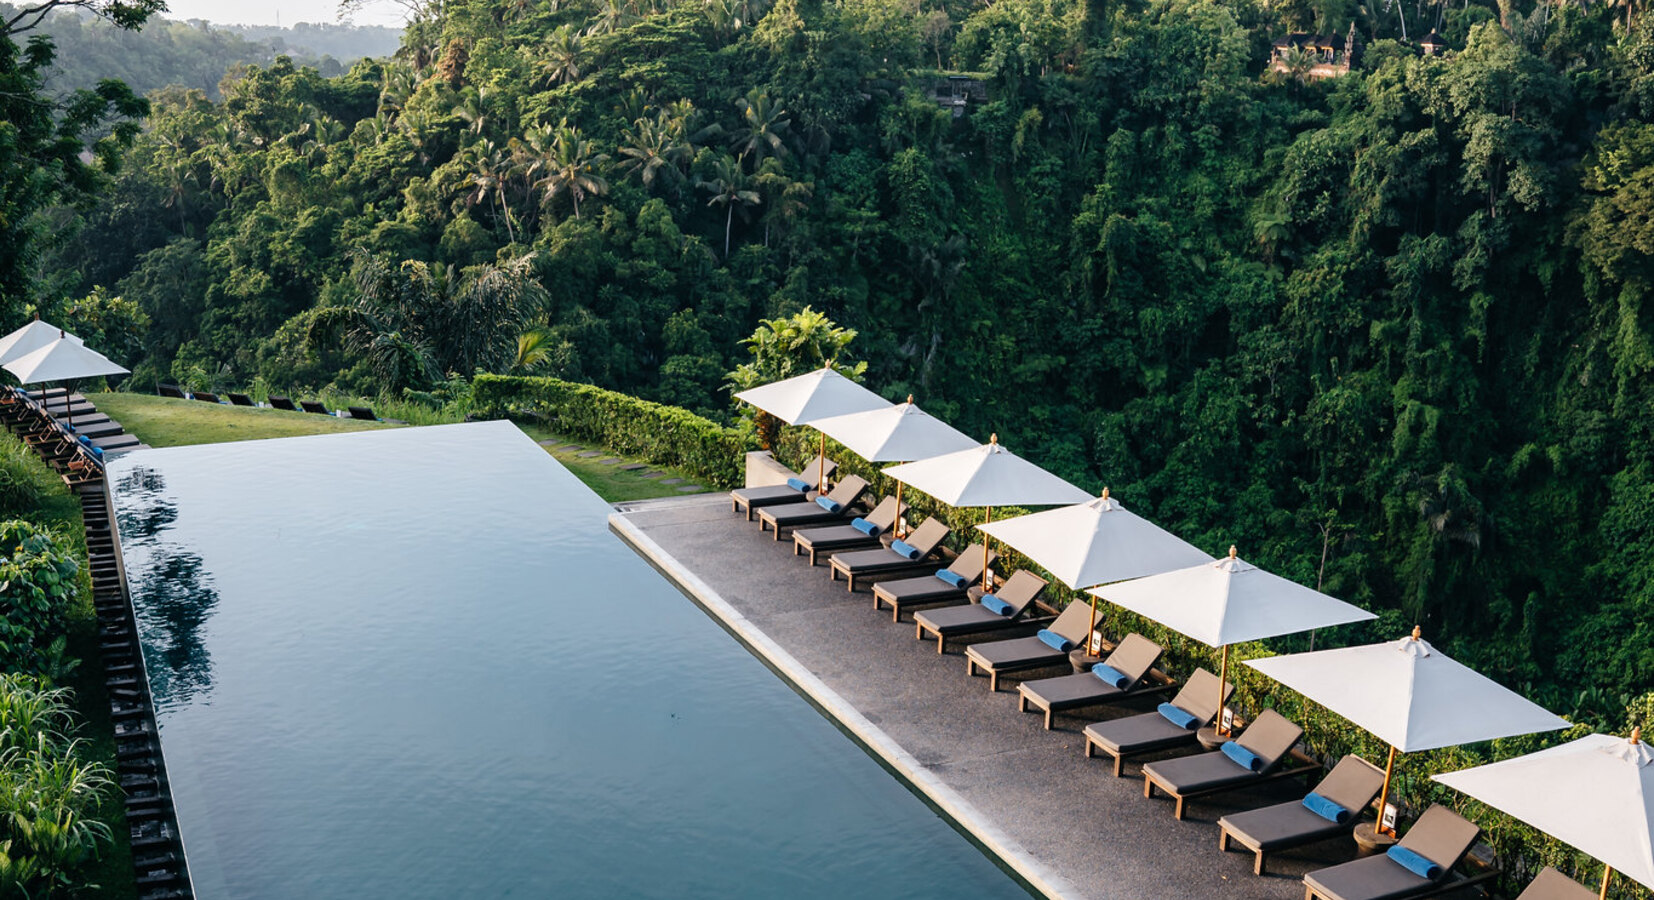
[725,203,734,258]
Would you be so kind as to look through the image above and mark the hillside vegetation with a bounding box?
[12,0,1654,723]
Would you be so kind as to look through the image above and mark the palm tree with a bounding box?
[511,326,557,374]
[752,156,811,247]
[465,141,518,243]
[725,307,867,448]
[452,86,494,136]
[538,24,583,86]
[617,113,692,194]
[534,122,609,220]
[729,87,789,163]
[698,154,760,258]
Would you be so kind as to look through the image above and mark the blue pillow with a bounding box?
[1091,663,1131,688]
[1220,741,1264,772]
[815,496,843,513]
[980,594,1013,616]
[1036,629,1075,652]
[890,540,922,560]
[850,517,881,536]
[786,477,810,492]
[1302,792,1351,824]
[1157,703,1201,730]
[1387,846,1442,880]
[90,446,104,460]
[934,568,968,589]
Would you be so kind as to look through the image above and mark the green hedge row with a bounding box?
[772,427,1651,899]
[473,375,754,489]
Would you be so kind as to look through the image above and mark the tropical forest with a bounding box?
[2,0,1654,889]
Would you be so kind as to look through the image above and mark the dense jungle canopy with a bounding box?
[6,0,1654,722]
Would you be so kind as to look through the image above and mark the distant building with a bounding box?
[933,76,987,118]
[1418,30,1447,56]
[1270,24,1361,80]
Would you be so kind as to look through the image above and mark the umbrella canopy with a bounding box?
[885,434,1092,589]
[3,337,128,385]
[1435,731,1654,895]
[1248,627,1569,834]
[0,319,81,367]
[978,489,1212,589]
[733,366,888,426]
[1245,630,1568,753]
[881,436,1092,508]
[1092,547,1375,647]
[809,398,976,463]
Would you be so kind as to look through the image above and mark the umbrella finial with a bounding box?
[989,432,998,444]
[906,394,914,404]
[1634,726,1643,745]
[1410,625,1422,641]
[1228,545,1238,559]
[1100,486,1110,501]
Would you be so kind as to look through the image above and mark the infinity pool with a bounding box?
[109,421,1028,899]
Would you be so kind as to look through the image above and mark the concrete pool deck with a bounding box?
[610,495,1379,900]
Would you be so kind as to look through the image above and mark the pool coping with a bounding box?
[609,507,1079,900]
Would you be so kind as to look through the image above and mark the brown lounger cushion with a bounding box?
[964,600,1093,668]
[874,545,992,605]
[831,518,949,571]
[1143,709,1304,793]
[1515,869,1596,900]
[1218,755,1385,852]
[1302,805,1481,900]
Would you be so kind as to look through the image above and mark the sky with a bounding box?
[158,0,407,27]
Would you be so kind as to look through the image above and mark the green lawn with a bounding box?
[515,424,714,502]
[90,393,390,447]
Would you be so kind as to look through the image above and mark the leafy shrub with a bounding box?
[0,437,48,520]
[0,674,114,899]
[0,522,80,677]
[474,375,753,488]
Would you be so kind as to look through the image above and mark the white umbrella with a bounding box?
[809,396,977,535]
[883,434,1093,589]
[1247,628,1569,834]
[734,365,889,490]
[979,488,1213,655]
[1433,729,1653,898]
[0,317,81,366]
[4,336,129,428]
[1093,546,1375,732]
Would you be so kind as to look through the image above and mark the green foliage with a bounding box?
[0,674,115,900]
[0,437,50,521]
[0,522,81,678]
[474,374,753,487]
[726,306,868,447]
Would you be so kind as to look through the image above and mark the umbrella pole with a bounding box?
[817,432,827,492]
[1216,644,1229,736]
[1376,745,1398,836]
[1087,596,1100,659]
[1599,866,1613,900]
[982,506,993,591]
[894,480,904,538]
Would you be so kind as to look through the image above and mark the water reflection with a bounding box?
[115,466,219,706]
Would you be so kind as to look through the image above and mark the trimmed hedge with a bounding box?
[473,375,753,489]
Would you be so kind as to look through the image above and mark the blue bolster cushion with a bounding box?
[815,496,843,513]
[1302,792,1351,824]
[850,517,881,536]
[1386,846,1442,880]
[979,594,1013,616]
[1091,663,1131,689]
[890,539,922,560]
[786,477,810,492]
[1036,629,1075,652]
[91,446,104,460]
[1220,741,1264,772]
[1157,703,1201,730]
[934,568,968,589]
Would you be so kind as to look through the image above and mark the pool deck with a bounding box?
[609,495,1370,900]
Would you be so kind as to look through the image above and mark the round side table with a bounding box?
[1352,822,1398,857]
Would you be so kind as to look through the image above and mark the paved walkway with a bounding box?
[610,495,1374,900]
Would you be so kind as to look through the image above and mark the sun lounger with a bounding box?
[1217,754,1387,874]
[1511,869,1595,900]
[156,384,187,399]
[347,406,378,421]
[268,395,298,411]
[299,400,331,415]
[1302,805,1492,900]
[914,569,1049,653]
[192,391,221,404]
[756,475,871,538]
[728,455,838,520]
[90,434,142,452]
[1016,632,1169,729]
[1141,709,1315,819]
[827,518,950,591]
[68,420,123,439]
[792,496,904,565]
[1083,668,1234,776]
[962,599,1094,691]
[228,392,255,406]
[872,545,994,620]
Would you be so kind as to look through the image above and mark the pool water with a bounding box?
[109,421,1029,899]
